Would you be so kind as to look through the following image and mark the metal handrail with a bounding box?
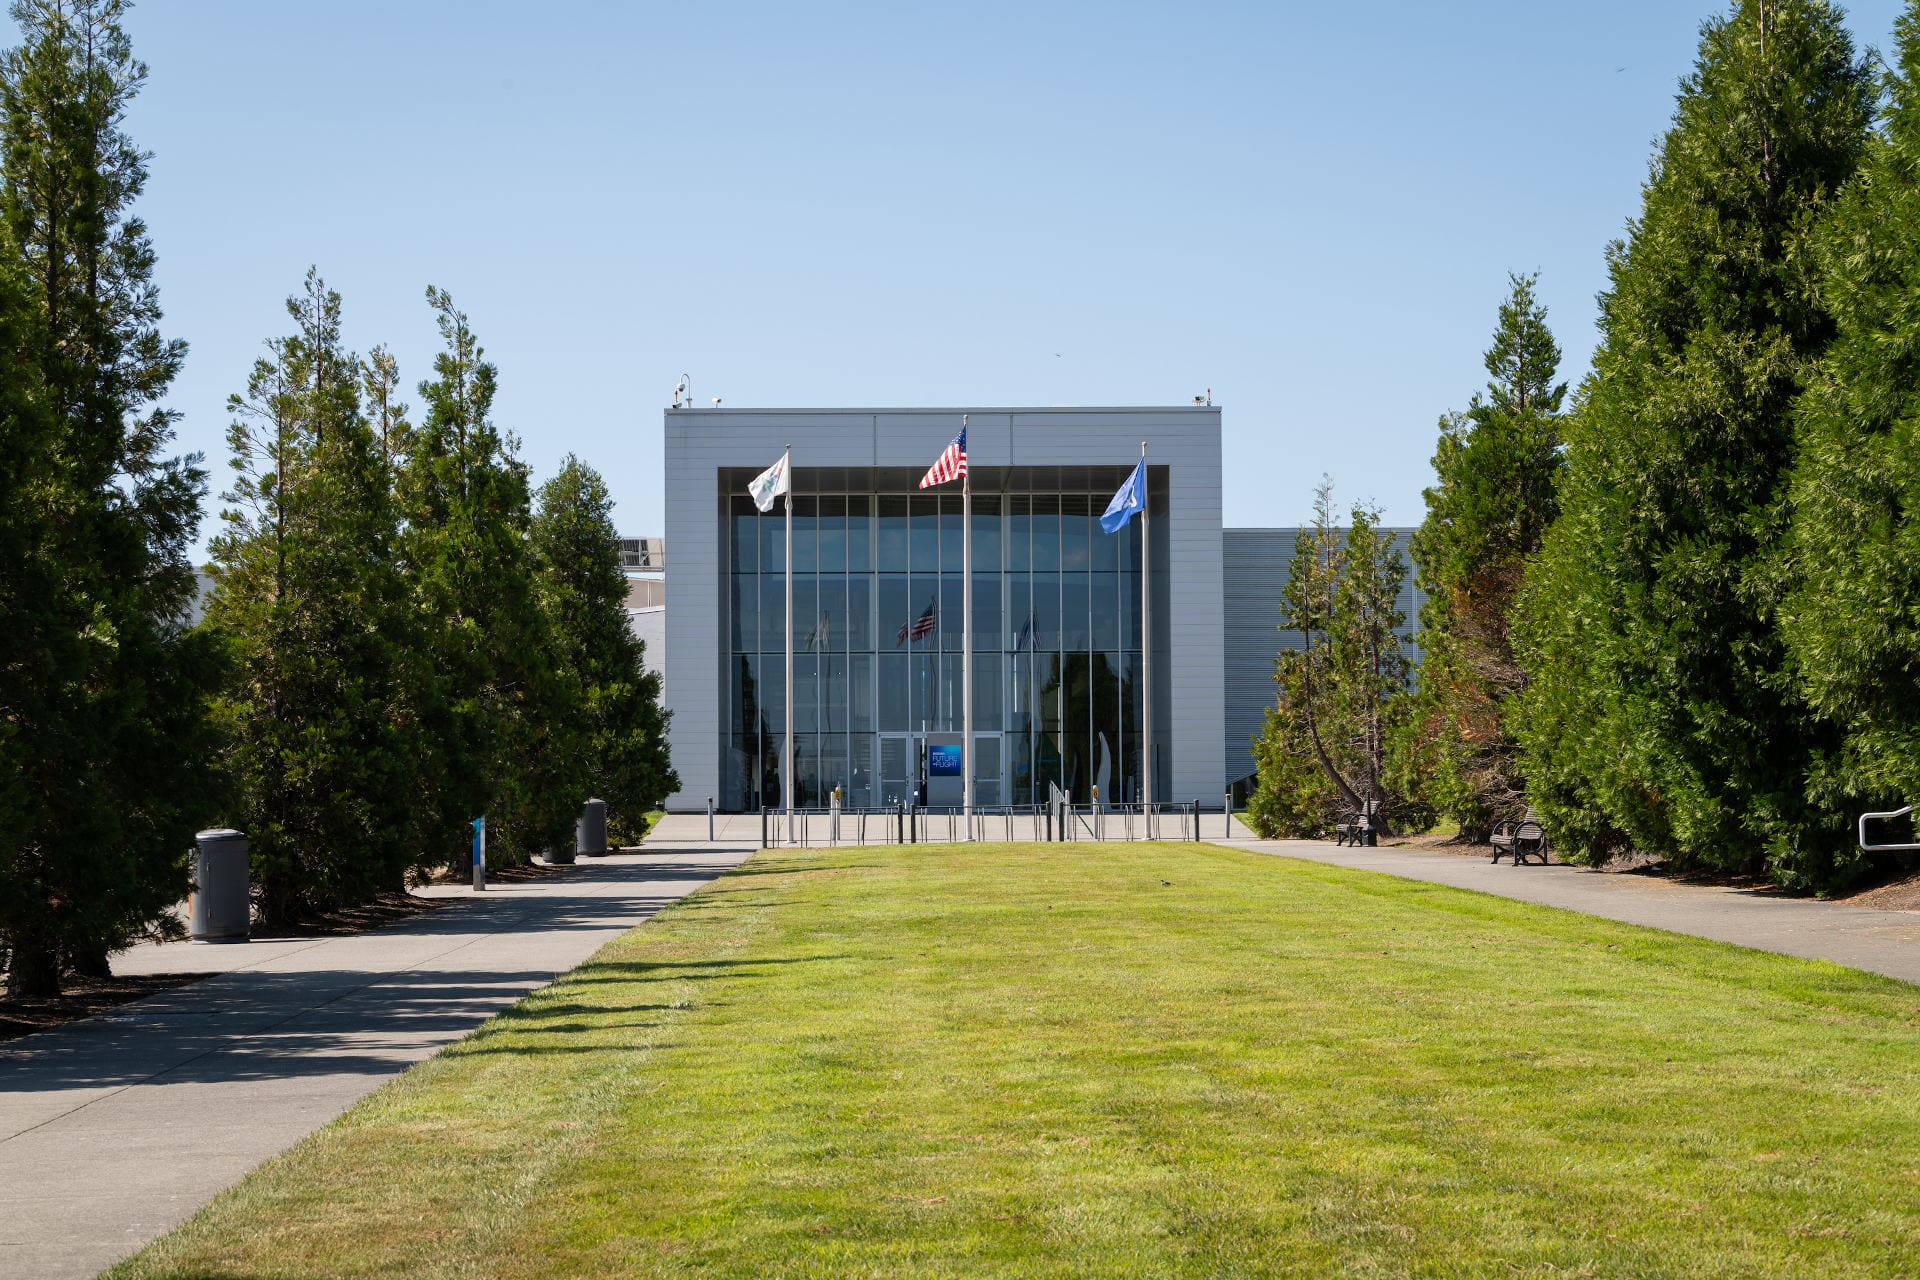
[1858,804,1920,852]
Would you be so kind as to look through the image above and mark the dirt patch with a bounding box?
[0,971,216,1046]
[1382,831,1483,854]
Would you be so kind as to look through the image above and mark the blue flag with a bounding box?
[1100,460,1145,533]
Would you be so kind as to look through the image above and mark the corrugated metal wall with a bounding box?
[1222,528,1426,785]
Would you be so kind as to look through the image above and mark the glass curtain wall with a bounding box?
[721,466,1168,810]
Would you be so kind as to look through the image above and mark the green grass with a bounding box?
[112,842,1920,1278]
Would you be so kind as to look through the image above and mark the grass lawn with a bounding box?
[112,842,1920,1278]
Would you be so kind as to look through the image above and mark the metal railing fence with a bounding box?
[759,799,1210,847]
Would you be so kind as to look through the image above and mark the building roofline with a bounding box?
[664,405,1219,416]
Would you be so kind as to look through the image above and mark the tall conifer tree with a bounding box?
[1512,0,1871,880]
[206,271,417,928]
[0,0,217,995]
[1248,483,1414,838]
[398,287,575,865]
[1784,1,1920,880]
[532,457,677,839]
[1397,275,1566,839]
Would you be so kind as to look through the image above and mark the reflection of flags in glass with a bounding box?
[896,596,937,646]
[804,611,829,652]
[1014,613,1037,654]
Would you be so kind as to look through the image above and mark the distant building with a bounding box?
[1220,529,1425,789]
[624,573,665,685]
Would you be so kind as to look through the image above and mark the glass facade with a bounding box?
[720,466,1170,810]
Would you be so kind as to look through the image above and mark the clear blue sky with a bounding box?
[89,0,1908,552]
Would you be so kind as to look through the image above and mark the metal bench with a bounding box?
[1333,800,1380,848]
[1490,809,1550,865]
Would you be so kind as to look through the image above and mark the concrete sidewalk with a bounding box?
[1226,838,1920,986]
[0,839,754,1280]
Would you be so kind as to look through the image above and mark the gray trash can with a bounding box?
[576,799,608,858]
[190,829,251,943]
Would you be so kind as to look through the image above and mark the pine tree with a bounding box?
[397,287,573,865]
[362,344,409,467]
[205,270,417,929]
[532,456,677,841]
[0,0,218,996]
[1511,0,1871,881]
[1396,275,1566,839]
[1783,1,1920,883]
[1248,482,1415,838]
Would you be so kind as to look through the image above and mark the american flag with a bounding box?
[895,596,937,646]
[917,424,967,489]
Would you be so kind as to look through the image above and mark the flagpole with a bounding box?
[961,415,973,838]
[1141,441,1151,811]
[784,445,795,828]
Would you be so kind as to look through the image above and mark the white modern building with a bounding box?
[658,405,1419,813]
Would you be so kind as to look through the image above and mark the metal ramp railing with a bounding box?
[1858,804,1920,852]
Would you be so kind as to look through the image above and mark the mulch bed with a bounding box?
[0,971,218,1046]
[1837,870,1920,912]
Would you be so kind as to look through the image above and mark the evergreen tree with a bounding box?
[1784,1,1920,883]
[1395,275,1566,839]
[397,287,574,866]
[362,344,409,467]
[0,0,217,996]
[532,457,677,841]
[205,270,417,929]
[0,213,52,980]
[1512,0,1871,882]
[1248,482,1415,838]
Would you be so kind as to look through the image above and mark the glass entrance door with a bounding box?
[878,733,921,808]
[877,732,1007,808]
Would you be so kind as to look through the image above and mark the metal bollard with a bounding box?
[707,797,714,843]
[1225,790,1233,839]
[761,805,768,849]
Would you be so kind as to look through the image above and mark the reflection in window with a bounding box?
[721,465,1169,808]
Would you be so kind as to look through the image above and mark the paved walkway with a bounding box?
[0,839,754,1280]
[1226,838,1920,986]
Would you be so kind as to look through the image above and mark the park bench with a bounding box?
[1490,809,1550,865]
[1333,800,1380,848]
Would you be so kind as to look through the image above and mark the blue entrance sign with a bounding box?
[928,744,963,777]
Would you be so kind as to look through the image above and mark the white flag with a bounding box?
[748,449,791,513]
